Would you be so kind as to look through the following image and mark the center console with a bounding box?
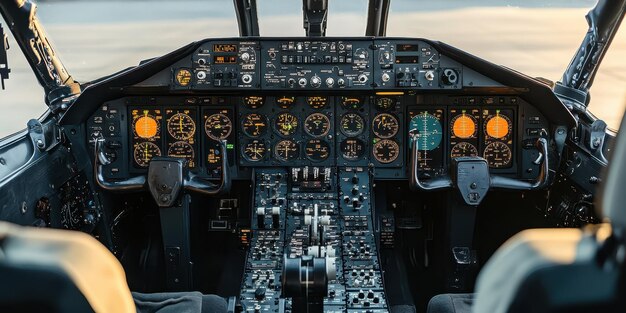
[239,167,386,312]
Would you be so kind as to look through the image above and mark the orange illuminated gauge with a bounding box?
[275,112,298,136]
[204,113,233,141]
[243,96,265,109]
[167,141,195,167]
[340,96,364,110]
[451,114,477,139]
[340,113,365,137]
[242,140,267,162]
[274,140,299,162]
[485,113,511,139]
[276,96,296,109]
[241,113,268,137]
[175,68,192,86]
[304,113,331,137]
[451,142,478,158]
[133,142,161,167]
[373,139,400,164]
[134,114,160,139]
[375,97,395,111]
[167,113,195,140]
[340,138,366,161]
[372,113,399,139]
[483,141,512,168]
[306,96,328,109]
[305,139,330,162]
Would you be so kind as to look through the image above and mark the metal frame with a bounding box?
[556,0,626,107]
[233,0,260,37]
[365,0,391,37]
[0,0,80,109]
[302,0,328,37]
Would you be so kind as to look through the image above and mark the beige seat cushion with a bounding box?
[0,221,135,313]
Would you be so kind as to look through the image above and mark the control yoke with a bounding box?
[410,135,550,204]
[94,137,231,202]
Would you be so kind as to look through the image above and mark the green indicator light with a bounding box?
[227,144,234,149]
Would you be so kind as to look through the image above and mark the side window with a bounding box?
[0,21,45,138]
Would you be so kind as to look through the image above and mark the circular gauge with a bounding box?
[167,113,196,140]
[372,113,399,139]
[175,68,192,86]
[373,139,400,164]
[241,113,268,137]
[243,96,265,109]
[274,140,299,162]
[306,96,328,109]
[275,112,299,136]
[204,113,233,141]
[483,141,512,168]
[340,113,365,137]
[304,113,331,137]
[408,112,443,151]
[133,142,161,167]
[375,97,395,111]
[484,114,511,139]
[242,140,267,162]
[340,96,364,110]
[134,114,159,139]
[451,114,477,139]
[168,141,195,166]
[450,142,478,158]
[305,139,330,162]
[276,96,296,109]
[340,138,366,161]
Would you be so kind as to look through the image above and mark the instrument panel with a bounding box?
[90,93,549,181]
[84,38,557,182]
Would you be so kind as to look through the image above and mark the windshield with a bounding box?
[0,0,624,137]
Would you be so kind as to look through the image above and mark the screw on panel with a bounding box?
[21,202,27,214]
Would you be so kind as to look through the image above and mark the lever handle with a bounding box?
[409,134,453,191]
[490,138,550,190]
[184,140,231,195]
[94,137,145,192]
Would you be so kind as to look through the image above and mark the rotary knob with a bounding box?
[357,74,368,84]
[310,75,322,88]
[298,77,308,87]
[381,73,390,82]
[240,52,250,63]
[241,74,252,84]
[425,70,435,81]
[325,77,334,87]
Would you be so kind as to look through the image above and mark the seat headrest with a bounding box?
[599,111,626,232]
[0,222,135,313]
